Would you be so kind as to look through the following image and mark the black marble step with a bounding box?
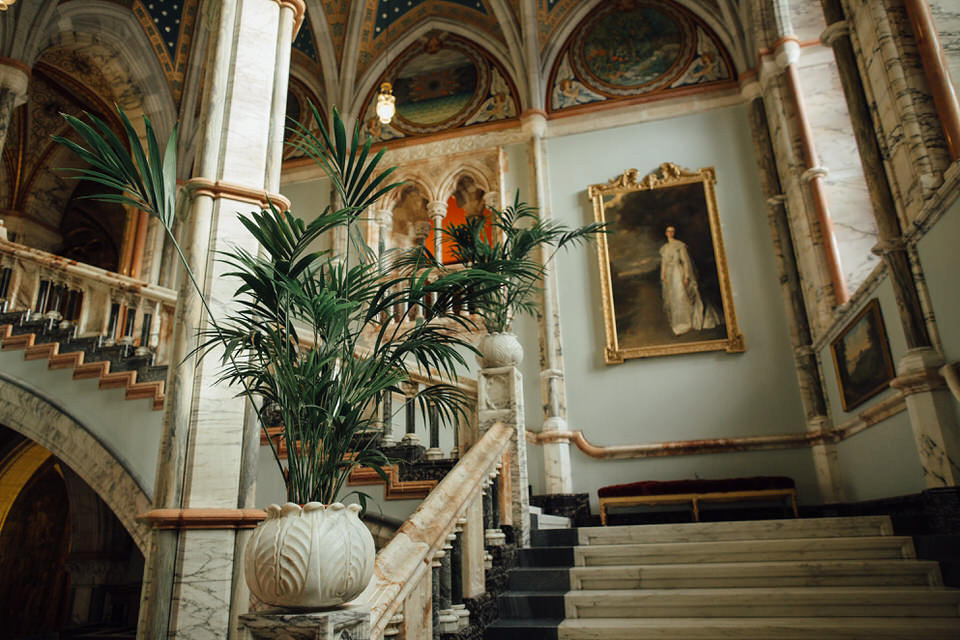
[507,568,569,592]
[914,534,960,587]
[484,619,560,640]
[518,546,574,568]
[531,527,578,547]
[497,592,566,619]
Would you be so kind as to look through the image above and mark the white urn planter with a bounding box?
[245,502,375,609]
[476,332,524,368]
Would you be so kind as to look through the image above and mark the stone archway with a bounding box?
[0,376,151,554]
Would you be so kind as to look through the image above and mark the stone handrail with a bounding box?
[0,239,178,363]
[357,420,511,639]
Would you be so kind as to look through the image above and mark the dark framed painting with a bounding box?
[830,299,896,411]
[589,163,744,364]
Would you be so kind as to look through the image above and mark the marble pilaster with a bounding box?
[0,61,28,154]
[891,348,960,487]
[746,90,844,502]
[522,111,574,495]
[477,365,529,547]
[138,1,296,639]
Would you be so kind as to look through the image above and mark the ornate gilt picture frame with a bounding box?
[589,163,745,364]
[830,299,895,411]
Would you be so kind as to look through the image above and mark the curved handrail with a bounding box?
[356,420,510,638]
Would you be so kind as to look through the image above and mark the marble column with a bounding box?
[401,381,419,445]
[819,1,932,350]
[138,2,300,639]
[427,200,447,263]
[745,85,844,503]
[521,111,574,495]
[477,364,529,547]
[0,60,28,155]
[376,208,393,265]
[891,348,960,487]
[425,404,442,460]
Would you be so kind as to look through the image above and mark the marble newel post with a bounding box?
[522,110,574,495]
[743,80,844,502]
[820,0,960,488]
[477,363,530,547]
[137,2,304,639]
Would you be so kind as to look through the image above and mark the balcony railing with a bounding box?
[0,239,178,364]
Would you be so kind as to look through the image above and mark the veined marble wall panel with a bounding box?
[928,0,960,102]
[540,104,818,505]
[788,1,828,43]
[845,0,950,225]
[797,58,879,292]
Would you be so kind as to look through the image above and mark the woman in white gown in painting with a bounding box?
[659,226,721,335]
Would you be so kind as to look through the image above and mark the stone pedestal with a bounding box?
[477,365,530,547]
[892,348,960,487]
[239,606,370,640]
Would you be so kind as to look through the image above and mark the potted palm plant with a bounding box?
[444,194,607,367]
[55,104,504,608]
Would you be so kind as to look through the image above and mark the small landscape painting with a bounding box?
[589,163,744,363]
[830,299,896,411]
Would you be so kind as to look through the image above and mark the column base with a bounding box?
[425,447,443,460]
[239,606,370,640]
[451,603,470,631]
[401,433,420,446]
[484,529,506,547]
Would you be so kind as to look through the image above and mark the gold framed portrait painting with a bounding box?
[830,299,896,411]
[589,163,744,364]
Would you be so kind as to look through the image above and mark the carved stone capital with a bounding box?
[482,191,500,210]
[376,208,393,229]
[427,200,448,220]
[0,59,30,106]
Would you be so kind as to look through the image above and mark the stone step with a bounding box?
[569,559,943,590]
[575,516,893,546]
[556,617,960,639]
[575,536,915,566]
[564,587,960,619]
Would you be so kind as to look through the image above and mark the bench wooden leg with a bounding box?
[601,502,608,526]
[692,497,700,522]
[790,492,798,517]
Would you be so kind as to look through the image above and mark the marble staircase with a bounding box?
[485,515,960,639]
[0,310,167,409]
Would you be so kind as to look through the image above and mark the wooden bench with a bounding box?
[597,476,798,525]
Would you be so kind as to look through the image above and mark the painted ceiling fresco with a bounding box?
[537,0,581,56]
[353,0,504,80]
[131,0,197,102]
[293,18,320,64]
[360,32,519,143]
[320,0,350,65]
[549,1,734,113]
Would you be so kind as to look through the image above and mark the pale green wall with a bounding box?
[917,194,960,362]
[527,104,820,509]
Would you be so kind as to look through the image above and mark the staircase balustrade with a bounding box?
[357,420,512,639]
[0,239,177,363]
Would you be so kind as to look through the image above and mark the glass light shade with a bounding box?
[0,0,15,9]
[376,82,395,125]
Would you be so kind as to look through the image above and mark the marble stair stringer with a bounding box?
[0,324,166,410]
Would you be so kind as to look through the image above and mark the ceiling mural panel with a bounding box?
[360,31,518,143]
[536,0,581,56]
[356,0,504,81]
[131,0,198,102]
[320,0,350,64]
[548,1,734,113]
[293,17,320,64]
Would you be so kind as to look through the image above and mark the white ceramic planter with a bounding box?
[245,502,375,609]
[476,332,523,368]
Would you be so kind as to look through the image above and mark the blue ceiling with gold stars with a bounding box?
[374,0,487,35]
[143,0,183,57]
[293,20,319,62]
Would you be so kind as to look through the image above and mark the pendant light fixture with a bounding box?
[376,6,396,125]
[0,0,18,10]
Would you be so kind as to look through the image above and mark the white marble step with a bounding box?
[557,617,960,639]
[563,587,960,619]
[529,505,572,529]
[578,516,893,546]
[575,536,915,566]
[569,559,943,590]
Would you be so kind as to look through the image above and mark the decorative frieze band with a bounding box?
[138,508,266,530]
[183,178,292,211]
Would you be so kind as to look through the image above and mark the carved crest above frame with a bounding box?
[589,164,745,364]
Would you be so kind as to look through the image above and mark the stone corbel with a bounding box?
[819,21,850,47]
